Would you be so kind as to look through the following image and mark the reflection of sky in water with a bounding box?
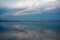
[0,22,60,40]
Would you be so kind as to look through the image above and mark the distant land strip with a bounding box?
[0,20,60,22]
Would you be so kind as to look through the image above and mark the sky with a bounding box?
[0,0,60,20]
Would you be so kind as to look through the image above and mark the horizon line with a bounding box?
[0,20,60,22]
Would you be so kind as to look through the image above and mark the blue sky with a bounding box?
[0,0,60,20]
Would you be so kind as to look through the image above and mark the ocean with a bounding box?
[0,22,60,40]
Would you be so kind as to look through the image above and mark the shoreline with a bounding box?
[0,20,60,22]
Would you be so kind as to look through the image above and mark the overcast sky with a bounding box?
[0,0,60,20]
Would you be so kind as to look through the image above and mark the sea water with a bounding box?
[0,22,60,40]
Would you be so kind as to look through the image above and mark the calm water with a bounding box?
[0,22,60,40]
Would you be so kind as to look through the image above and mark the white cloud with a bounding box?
[43,6,56,11]
[44,0,57,2]
[1,0,58,9]
[1,0,60,16]
[1,0,40,9]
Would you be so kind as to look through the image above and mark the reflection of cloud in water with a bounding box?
[0,25,59,40]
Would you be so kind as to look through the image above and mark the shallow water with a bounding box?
[0,22,60,40]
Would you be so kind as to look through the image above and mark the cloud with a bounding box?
[43,6,56,11]
[1,0,59,9]
[44,0,57,2]
[0,0,60,16]
[0,0,40,9]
